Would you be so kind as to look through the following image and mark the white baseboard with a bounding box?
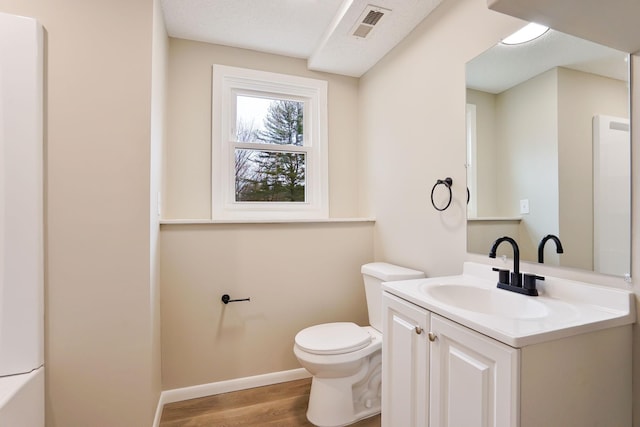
[152,368,310,427]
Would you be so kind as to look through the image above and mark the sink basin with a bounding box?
[422,284,549,319]
[383,262,636,347]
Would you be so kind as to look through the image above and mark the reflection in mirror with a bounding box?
[465,26,630,277]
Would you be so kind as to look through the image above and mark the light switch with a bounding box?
[520,199,530,214]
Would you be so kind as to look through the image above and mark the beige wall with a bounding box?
[160,222,374,389]
[467,219,521,255]
[0,0,161,425]
[557,67,628,271]
[159,38,372,388]
[496,69,559,262]
[164,38,361,219]
[358,0,522,276]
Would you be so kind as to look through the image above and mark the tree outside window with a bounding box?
[235,100,306,202]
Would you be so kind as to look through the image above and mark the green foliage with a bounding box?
[258,100,304,146]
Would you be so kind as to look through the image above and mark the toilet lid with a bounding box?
[295,322,371,355]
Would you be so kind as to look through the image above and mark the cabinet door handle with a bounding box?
[415,326,423,335]
[428,332,437,342]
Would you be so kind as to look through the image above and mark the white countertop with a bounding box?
[382,262,636,347]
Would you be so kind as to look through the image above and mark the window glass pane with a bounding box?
[235,149,306,202]
[236,95,304,146]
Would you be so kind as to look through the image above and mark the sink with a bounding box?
[422,284,549,319]
[383,262,636,347]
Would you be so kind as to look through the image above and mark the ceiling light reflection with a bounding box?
[502,23,549,45]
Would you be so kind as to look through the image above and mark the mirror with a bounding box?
[466,27,631,277]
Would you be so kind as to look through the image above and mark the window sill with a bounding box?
[160,217,376,225]
[467,216,522,222]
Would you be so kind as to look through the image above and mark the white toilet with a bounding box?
[294,262,425,427]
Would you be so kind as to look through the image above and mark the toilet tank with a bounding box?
[361,263,425,331]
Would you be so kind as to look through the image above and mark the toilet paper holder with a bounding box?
[221,294,251,304]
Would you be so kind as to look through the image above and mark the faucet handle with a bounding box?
[522,273,544,295]
[492,267,510,285]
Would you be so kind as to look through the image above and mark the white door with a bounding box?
[593,114,630,276]
[429,314,519,427]
[382,293,429,427]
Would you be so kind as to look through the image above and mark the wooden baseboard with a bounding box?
[152,368,311,427]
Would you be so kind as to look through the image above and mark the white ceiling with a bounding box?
[159,0,443,77]
[159,0,631,82]
[466,28,629,94]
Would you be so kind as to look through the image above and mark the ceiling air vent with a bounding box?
[351,5,391,39]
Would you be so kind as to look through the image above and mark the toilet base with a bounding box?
[306,351,381,427]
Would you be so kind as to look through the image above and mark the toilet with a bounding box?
[294,262,425,427]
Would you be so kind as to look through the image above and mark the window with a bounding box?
[212,65,328,220]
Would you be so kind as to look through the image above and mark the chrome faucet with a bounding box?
[538,234,564,263]
[489,236,542,296]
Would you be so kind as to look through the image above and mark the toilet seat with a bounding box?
[295,322,371,355]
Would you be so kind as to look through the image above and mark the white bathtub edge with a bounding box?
[0,366,44,426]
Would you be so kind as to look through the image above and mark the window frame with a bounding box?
[212,65,328,220]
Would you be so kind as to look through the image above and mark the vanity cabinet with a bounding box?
[382,292,516,427]
[429,314,518,427]
[382,291,632,427]
[382,293,429,427]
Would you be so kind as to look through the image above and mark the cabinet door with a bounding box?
[382,293,429,427]
[429,314,519,427]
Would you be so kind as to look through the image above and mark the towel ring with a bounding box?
[431,177,453,211]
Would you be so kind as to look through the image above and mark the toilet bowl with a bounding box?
[294,263,425,427]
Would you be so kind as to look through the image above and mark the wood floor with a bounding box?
[159,378,381,427]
